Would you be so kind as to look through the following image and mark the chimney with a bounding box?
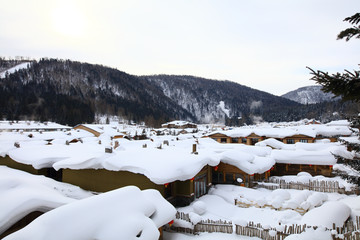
[105,147,113,153]
[192,144,198,154]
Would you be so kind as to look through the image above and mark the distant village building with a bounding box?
[73,124,126,139]
[0,121,70,132]
[161,120,197,129]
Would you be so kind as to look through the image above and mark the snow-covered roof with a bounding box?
[6,135,277,183]
[4,186,176,240]
[0,121,71,131]
[271,142,353,165]
[326,120,351,127]
[208,123,352,139]
[0,166,93,236]
[0,129,95,157]
[76,124,126,137]
[161,120,196,127]
[3,120,354,184]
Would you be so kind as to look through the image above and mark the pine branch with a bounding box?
[344,13,360,25]
[307,67,360,102]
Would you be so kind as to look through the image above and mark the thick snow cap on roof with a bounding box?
[4,186,176,240]
[220,149,275,175]
[0,166,93,236]
[255,138,295,150]
[271,143,353,165]
[326,120,350,127]
[79,124,125,137]
[161,120,196,127]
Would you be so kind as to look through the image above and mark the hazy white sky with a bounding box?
[1,0,359,95]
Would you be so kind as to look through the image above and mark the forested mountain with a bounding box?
[0,58,356,126]
[282,85,339,104]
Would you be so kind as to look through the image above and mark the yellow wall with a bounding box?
[62,168,164,193]
[0,156,46,175]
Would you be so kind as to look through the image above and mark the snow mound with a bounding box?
[192,201,207,215]
[0,166,93,235]
[4,186,176,240]
[284,227,332,240]
[301,201,351,228]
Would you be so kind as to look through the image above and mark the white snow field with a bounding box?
[0,62,30,78]
[173,184,359,240]
[0,119,359,239]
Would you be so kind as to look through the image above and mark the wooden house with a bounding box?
[270,163,333,177]
[212,162,270,188]
[161,121,197,129]
[245,133,264,145]
[73,124,125,139]
[206,133,232,143]
[61,165,212,207]
[73,124,101,137]
[281,134,315,144]
[0,121,71,133]
[306,119,321,125]
[0,156,62,181]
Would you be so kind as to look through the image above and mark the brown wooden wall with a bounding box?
[212,162,269,187]
[0,156,47,176]
[271,163,333,177]
[62,168,164,193]
[73,125,100,137]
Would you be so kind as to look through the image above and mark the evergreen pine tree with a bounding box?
[308,13,360,185]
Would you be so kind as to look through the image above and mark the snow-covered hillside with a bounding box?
[281,85,338,104]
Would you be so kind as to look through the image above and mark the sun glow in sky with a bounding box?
[51,1,86,38]
[0,0,359,95]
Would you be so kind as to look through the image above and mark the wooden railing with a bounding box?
[256,179,359,195]
[167,212,360,240]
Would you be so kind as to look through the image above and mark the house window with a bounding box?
[220,138,227,143]
[231,138,239,143]
[286,139,295,144]
[251,138,259,145]
[241,138,247,144]
[212,172,223,184]
[300,139,308,143]
[164,183,172,199]
[194,174,207,198]
[225,173,233,183]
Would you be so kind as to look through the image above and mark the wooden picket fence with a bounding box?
[172,212,233,234]
[167,212,360,240]
[195,219,233,234]
[256,179,359,195]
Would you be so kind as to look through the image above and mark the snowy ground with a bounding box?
[168,183,360,240]
[164,232,261,240]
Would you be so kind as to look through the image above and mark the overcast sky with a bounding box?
[1,0,359,96]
